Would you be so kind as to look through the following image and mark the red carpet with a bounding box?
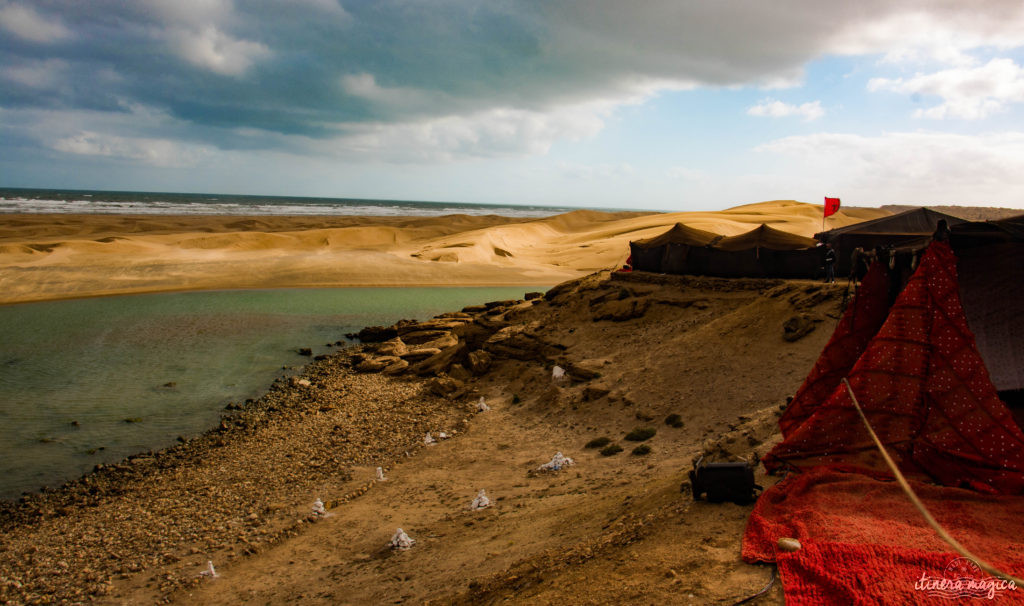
[743,467,1024,604]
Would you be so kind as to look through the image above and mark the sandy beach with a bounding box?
[0,201,885,304]
[0,200,888,604]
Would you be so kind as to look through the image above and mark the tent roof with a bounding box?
[815,207,968,240]
[631,223,722,249]
[951,214,1024,249]
[714,224,818,252]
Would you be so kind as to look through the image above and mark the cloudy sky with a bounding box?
[3,1,1024,211]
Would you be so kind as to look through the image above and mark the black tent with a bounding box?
[952,215,1024,399]
[630,223,823,279]
[816,207,968,275]
[629,223,722,273]
[685,224,822,278]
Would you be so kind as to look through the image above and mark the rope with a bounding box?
[843,378,1024,585]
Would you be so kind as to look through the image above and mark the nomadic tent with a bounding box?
[952,215,1024,398]
[630,223,823,279]
[684,224,822,279]
[815,207,967,275]
[628,223,721,273]
[743,237,1024,603]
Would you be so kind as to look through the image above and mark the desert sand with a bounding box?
[0,201,886,304]
[0,200,889,605]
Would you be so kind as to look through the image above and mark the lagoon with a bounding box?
[0,286,534,500]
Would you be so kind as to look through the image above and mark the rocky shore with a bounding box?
[0,288,580,603]
[0,271,846,604]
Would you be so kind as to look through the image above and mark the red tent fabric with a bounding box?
[763,241,1024,494]
[778,260,892,437]
[743,467,1024,605]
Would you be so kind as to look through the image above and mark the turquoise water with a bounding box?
[0,287,535,500]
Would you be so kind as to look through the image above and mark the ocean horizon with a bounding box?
[0,187,601,218]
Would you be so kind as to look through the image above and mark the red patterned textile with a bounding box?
[777,260,892,438]
[742,467,1024,605]
[763,241,1024,494]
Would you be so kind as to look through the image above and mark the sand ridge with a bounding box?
[0,201,887,304]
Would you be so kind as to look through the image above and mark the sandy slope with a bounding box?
[0,270,850,605]
[0,201,886,304]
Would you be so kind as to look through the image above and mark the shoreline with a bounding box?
[0,281,558,308]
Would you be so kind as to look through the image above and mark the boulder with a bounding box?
[375,337,409,357]
[355,355,401,373]
[448,363,472,382]
[426,376,464,397]
[484,299,519,309]
[403,330,459,350]
[454,322,499,350]
[410,344,465,376]
[356,325,398,343]
[524,291,543,300]
[466,350,493,375]
[559,360,602,382]
[473,315,510,332]
[383,359,410,375]
[397,319,467,335]
[401,329,449,345]
[483,324,552,361]
[401,347,442,361]
[783,314,816,342]
[461,304,488,313]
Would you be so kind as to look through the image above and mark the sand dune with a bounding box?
[0,201,887,304]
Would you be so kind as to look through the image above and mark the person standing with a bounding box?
[824,244,837,284]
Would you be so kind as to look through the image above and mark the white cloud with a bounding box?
[0,3,71,43]
[824,6,1024,66]
[755,131,1024,205]
[53,131,213,167]
[868,58,1024,120]
[315,90,655,162]
[2,59,67,89]
[747,99,824,121]
[331,105,607,162]
[169,25,271,76]
[339,73,432,110]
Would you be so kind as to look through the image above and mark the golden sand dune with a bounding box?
[0,201,888,304]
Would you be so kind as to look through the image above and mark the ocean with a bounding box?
[0,286,540,501]
[0,187,577,218]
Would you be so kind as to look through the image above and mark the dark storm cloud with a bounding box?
[2,0,1024,149]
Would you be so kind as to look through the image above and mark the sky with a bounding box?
[3,1,1024,211]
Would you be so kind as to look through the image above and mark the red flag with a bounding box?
[824,197,841,217]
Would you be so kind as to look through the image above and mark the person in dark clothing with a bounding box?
[824,244,837,284]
